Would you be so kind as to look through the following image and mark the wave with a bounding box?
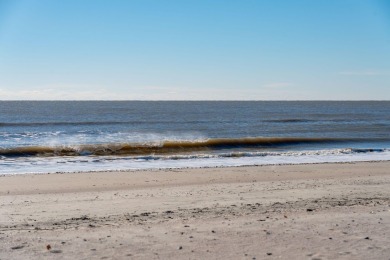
[2,147,389,175]
[146,148,389,161]
[0,121,142,127]
[264,119,314,123]
[131,148,389,161]
[2,118,388,127]
[0,120,212,127]
[264,118,389,124]
[0,137,386,157]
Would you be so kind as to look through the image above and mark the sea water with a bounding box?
[0,101,389,174]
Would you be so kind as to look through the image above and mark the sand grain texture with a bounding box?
[1,162,390,259]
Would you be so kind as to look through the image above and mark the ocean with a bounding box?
[1,101,389,174]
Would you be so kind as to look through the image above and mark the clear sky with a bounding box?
[0,0,389,100]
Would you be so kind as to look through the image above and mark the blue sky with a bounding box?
[0,0,389,100]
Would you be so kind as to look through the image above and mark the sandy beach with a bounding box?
[1,161,390,259]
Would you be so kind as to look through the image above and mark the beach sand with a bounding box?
[1,161,389,259]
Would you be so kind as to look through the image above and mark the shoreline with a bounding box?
[1,158,389,177]
[2,160,390,196]
[1,161,390,259]
[2,145,390,176]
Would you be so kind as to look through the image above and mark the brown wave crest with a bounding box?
[0,137,372,157]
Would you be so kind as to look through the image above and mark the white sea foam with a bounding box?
[1,147,389,175]
[0,130,207,148]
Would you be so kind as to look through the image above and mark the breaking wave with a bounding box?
[131,148,389,161]
[0,137,387,157]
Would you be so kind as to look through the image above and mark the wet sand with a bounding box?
[1,161,390,259]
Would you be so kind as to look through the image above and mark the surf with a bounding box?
[0,137,387,157]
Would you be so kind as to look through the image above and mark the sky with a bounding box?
[0,0,389,100]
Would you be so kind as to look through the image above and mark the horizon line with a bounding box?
[0,100,389,102]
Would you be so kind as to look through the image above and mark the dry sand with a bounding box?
[1,161,390,259]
